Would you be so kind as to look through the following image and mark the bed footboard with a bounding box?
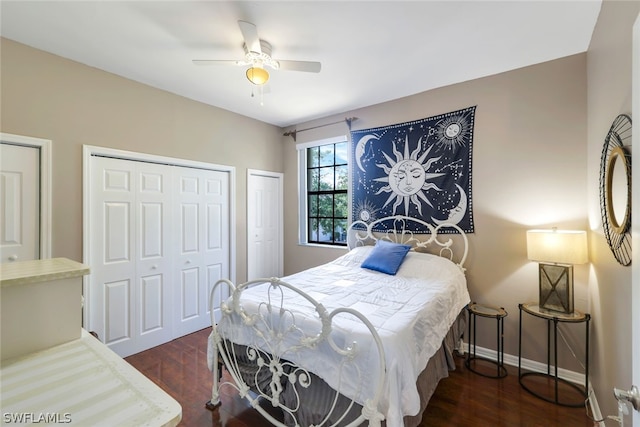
[207,278,386,427]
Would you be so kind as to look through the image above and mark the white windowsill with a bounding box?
[297,242,349,250]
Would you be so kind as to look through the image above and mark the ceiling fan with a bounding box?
[193,20,321,86]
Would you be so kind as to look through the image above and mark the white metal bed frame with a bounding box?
[207,215,468,427]
[348,215,468,271]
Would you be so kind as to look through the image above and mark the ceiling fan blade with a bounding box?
[277,60,321,73]
[238,20,261,54]
[192,59,243,66]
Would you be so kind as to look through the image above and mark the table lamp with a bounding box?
[526,229,588,314]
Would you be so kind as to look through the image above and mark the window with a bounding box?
[298,136,349,246]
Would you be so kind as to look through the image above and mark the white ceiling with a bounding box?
[0,1,601,128]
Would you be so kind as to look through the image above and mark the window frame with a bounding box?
[297,135,350,247]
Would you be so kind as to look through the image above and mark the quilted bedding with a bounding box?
[211,246,470,427]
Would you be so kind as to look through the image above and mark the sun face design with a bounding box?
[389,160,426,196]
[435,113,472,150]
[354,199,379,223]
[373,135,445,216]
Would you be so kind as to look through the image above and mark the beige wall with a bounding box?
[0,38,284,284]
[284,53,590,372]
[586,0,640,419]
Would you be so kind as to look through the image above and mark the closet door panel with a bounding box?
[104,202,131,263]
[90,157,136,355]
[175,168,206,335]
[104,279,131,344]
[135,162,173,353]
[205,172,230,324]
[180,267,200,320]
[174,167,230,335]
[140,204,162,257]
[140,274,163,333]
[207,203,222,249]
[90,156,173,357]
[181,204,199,253]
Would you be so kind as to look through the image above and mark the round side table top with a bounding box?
[468,302,507,318]
[520,303,588,322]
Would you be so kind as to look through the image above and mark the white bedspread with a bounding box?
[216,246,470,427]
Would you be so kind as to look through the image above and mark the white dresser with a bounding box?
[0,258,182,426]
[1,330,181,426]
[1,258,89,360]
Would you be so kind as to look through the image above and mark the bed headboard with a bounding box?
[347,215,469,271]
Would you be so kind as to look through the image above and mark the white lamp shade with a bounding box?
[526,229,588,265]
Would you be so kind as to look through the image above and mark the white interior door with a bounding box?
[174,166,230,336]
[247,170,283,280]
[0,143,39,263]
[89,156,173,357]
[0,134,51,261]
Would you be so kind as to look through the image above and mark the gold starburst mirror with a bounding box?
[599,114,632,266]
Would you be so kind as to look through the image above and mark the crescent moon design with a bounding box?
[432,184,467,225]
[355,135,378,172]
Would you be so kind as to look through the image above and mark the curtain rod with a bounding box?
[283,117,358,141]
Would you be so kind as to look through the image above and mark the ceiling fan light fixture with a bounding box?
[246,66,269,85]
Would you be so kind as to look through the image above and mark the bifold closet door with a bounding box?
[89,156,173,357]
[89,155,231,357]
[174,166,230,336]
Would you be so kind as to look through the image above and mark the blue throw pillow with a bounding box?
[361,240,412,275]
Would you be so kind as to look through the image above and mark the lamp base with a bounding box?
[539,263,574,314]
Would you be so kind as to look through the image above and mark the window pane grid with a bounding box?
[306,141,348,246]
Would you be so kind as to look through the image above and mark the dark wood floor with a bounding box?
[125,328,596,426]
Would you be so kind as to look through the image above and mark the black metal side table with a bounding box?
[518,303,590,407]
[465,302,508,378]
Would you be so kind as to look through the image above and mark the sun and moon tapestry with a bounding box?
[351,106,476,233]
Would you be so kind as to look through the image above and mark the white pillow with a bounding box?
[330,245,374,268]
[335,245,463,282]
[395,250,464,282]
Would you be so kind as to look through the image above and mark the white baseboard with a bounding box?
[461,343,603,425]
[589,393,605,427]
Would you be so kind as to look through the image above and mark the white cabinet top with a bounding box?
[1,330,182,426]
[0,258,90,287]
